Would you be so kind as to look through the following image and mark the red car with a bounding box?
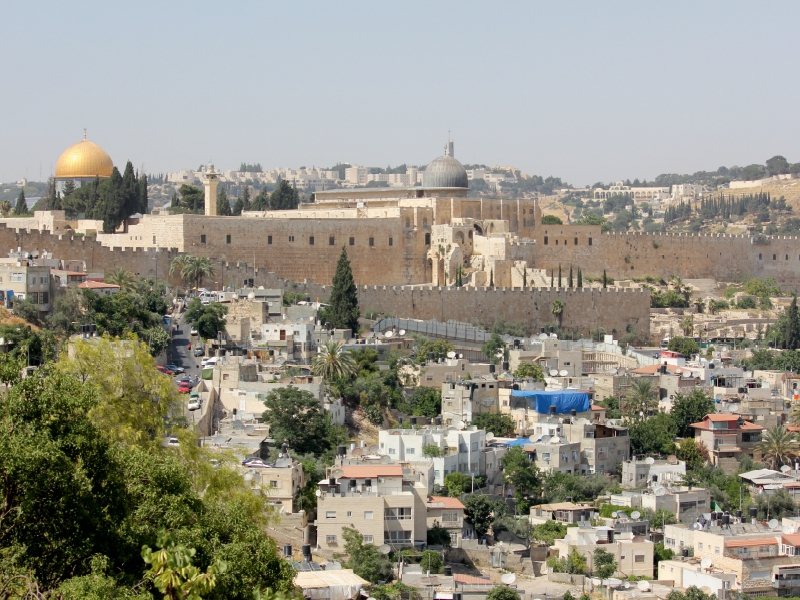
[157,365,175,376]
[178,382,191,393]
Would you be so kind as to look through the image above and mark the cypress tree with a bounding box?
[121,161,138,219]
[490,269,494,288]
[558,264,562,288]
[568,265,573,288]
[102,167,124,233]
[241,185,251,211]
[522,269,527,288]
[577,268,582,289]
[602,270,607,289]
[13,189,27,215]
[550,270,554,288]
[217,187,232,216]
[232,197,244,216]
[138,173,149,214]
[783,295,800,350]
[325,247,360,333]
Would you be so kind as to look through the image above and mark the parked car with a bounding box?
[178,382,191,394]
[188,398,201,411]
[241,458,269,467]
[178,376,193,384]
[167,437,180,447]
[157,365,175,375]
[190,328,198,336]
[193,347,204,357]
[166,364,185,374]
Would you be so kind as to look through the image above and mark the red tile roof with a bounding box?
[591,404,605,411]
[725,537,778,548]
[632,364,683,375]
[341,465,403,478]
[427,496,465,510]
[739,421,764,431]
[782,534,800,546]
[78,280,120,290]
[705,414,739,421]
[454,574,491,584]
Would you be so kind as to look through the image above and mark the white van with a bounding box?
[659,337,670,350]
[202,357,219,368]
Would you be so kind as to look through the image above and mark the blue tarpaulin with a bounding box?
[510,390,590,414]
[504,438,529,447]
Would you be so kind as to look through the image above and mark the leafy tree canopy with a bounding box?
[668,336,700,357]
[471,413,516,437]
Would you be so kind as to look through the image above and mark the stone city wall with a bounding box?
[535,228,800,292]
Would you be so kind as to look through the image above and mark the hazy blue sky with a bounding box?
[2,1,799,186]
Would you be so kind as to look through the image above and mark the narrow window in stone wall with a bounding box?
[544,237,548,245]
[425,233,430,245]
[555,240,558,245]
[268,235,272,245]
[349,237,355,246]
[153,236,156,244]
[574,238,578,245]
[200,234,206,244]
[369,237,374,247]
[773,254,776,260]
[759,254,762,260]
[289,235,294,242]
[588,238,592,246]
[226,234,231,244]
[389,237,393,246]
[309,236,314,245]
[329,236,335,245]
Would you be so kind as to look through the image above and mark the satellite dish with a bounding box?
[781,465,792,473]
[769,519,780,529]
[637,581,650,592]
[550,436,561,444]
[728,404,739,413]
[549,369,559,377]
[529,435,539,442]
[275,356,286,366]
[667,455,679,465]
[351,448,364,457]
[541,435,552,443]
[315,489,322,497]
[327,561,342,570]
[682,371,692,379]
[654,487,667,496]
[501,573,516,585]
[624,582,631,589]
[398,329,406,336]
[612,511,619,518]
[701,557,712,569]
[384,331,394,338]
[232,293,239,300]
[248,292,256,300]
[559,370,569,377]
[447,351,456,358]
[367,445,379,454]
[539,333,548,339]
[693,523,703,530]
[377,544,391,555]
[379,455,391,464]
[456,420,466,429]
[631,511,641,520]
[330,468,343,478]
[645,457,655,465]
[782,525,796,534]
[486,433,495,442]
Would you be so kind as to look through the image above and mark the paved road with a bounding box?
[170,310,203,424]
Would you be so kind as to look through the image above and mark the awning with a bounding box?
[294,569,369,600]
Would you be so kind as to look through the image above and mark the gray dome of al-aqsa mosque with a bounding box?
[423,139,468,188]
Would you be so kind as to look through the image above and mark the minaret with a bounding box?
[203,163,219,216]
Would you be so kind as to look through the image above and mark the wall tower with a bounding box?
[203,163,219,216]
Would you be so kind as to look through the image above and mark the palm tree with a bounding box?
[185,256,215,289]
[105,268,136,292]
[170,254,191,291]
[312,341,357,381]
[0,201,12,216]
[625,378,657,416]
[756,426,800,470]
[551,299,565,328]
[681,316,694,337]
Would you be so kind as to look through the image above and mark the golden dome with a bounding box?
[55,137,114,179]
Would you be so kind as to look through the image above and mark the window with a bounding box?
[773,254,777,260]
[369,237,374,247]
[574,238,578,245]
[364,535,374,544]
[29,275,37,285]
[346,511,352,517]
[389,448,396,454]
[226,234,231,244]
[309,236,314,245]
[406,448,415,455]
[268,235,272,244]
[326,535,337,544]
[28,292,38,304]
[329,236,335,245]
[389,237,393,246]
[289,235,295,242]
[544,236,549,245]
[442,511,459,523]
[10,273,23,283]
[39,276,47,284]
[325,511,337,519]
[364,511,374,520]
[349,237,355,246]
[698,543,703,551]
[634,555,645,563]
[759,253,762,260]
[588,238,592,246]
[425,233,431,245]
[270,480,278,488]
[715,547,720,555]
[385,507,411,520]
[384,531,411,543]
[434,470,440,478]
